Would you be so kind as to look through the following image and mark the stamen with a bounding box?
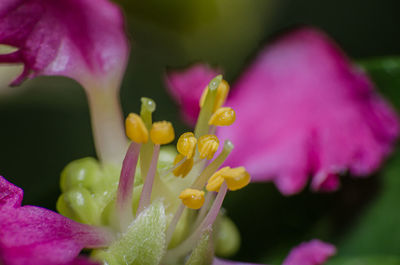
[173,154,194,178]
[192,140,234,189]
[115,142,141,231]
[125,113,149,143]
[206,166,251,192]
[179,189,205,210]
[198,135,219,160]
[137,121,175,214]
[223,166,251,191]
[165,183,228,260]
[150,121,175,145]
[159,156,187,177]
[136,144,160,215]
[194,75,222,138]
[177,132,197,159]
[208,107,236,127]
[199,79,230,113]
[206,167,228,192]
[192,191,214,229]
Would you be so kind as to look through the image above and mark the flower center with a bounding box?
[57,75,249,265]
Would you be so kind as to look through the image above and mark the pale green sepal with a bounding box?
[96,201,167,265]
[56,187,101,225]
[215,216,240,257]
[185,227,214,265]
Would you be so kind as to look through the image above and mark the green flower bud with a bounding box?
[57,187,101,225]
[60,157,101,192]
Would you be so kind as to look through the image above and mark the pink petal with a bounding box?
[0,0,129,90]
[165,64,221,125]
[166,28,399,195]
[0,175,23,209]
[212,240,335,265]
[218,28,399,194]
[282,240,336,265]
[0,176,113,265]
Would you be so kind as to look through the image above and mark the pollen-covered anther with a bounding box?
[179,188,205,209]
[198,135,219,160]
[173,154,194,178]
[200,79,230,112]
[125,113,149,143]
[209,107,236,126]
[223,166,251,191]
[206,167,228,192]
[206,166,251,192]
[177,132,197,159]
[150,121,175,145]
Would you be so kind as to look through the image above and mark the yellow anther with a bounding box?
[206,167,229,192]
[206,166,251,192]
[200,79,230,112]
[125,113,149,143]
[198,135,219,160]
[179,188,205,210]
[150,121,175,145]
[208,107,236,126]
[223,166,251,191]
[173,154,194,178]
[177,132,197,159]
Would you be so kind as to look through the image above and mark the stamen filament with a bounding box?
[137,144,160,215]
[165,203,185,246]
[191,140,234,189]
[208,125,216,135]
[115,142,141,231]
[165,183,228,260]
[192,191,214,229]
[160,157,187,178]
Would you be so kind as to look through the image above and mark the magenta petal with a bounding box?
[282,240,336,265]
[0,175,23,209]
[218,28,399,194]
[0,0,129,90]
[0,176,112,265]
[165,64,221,125]
[213,240,335,265]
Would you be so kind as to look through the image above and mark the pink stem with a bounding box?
[115,142,141,231]
[137,144,160,215]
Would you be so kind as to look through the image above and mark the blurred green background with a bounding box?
[1,0,400,264]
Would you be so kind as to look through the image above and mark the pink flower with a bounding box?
[0,0,130,164]
[213,240,336,265]
[0,175,113,265]
[0,0,129,90]
[165,28,399,195]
